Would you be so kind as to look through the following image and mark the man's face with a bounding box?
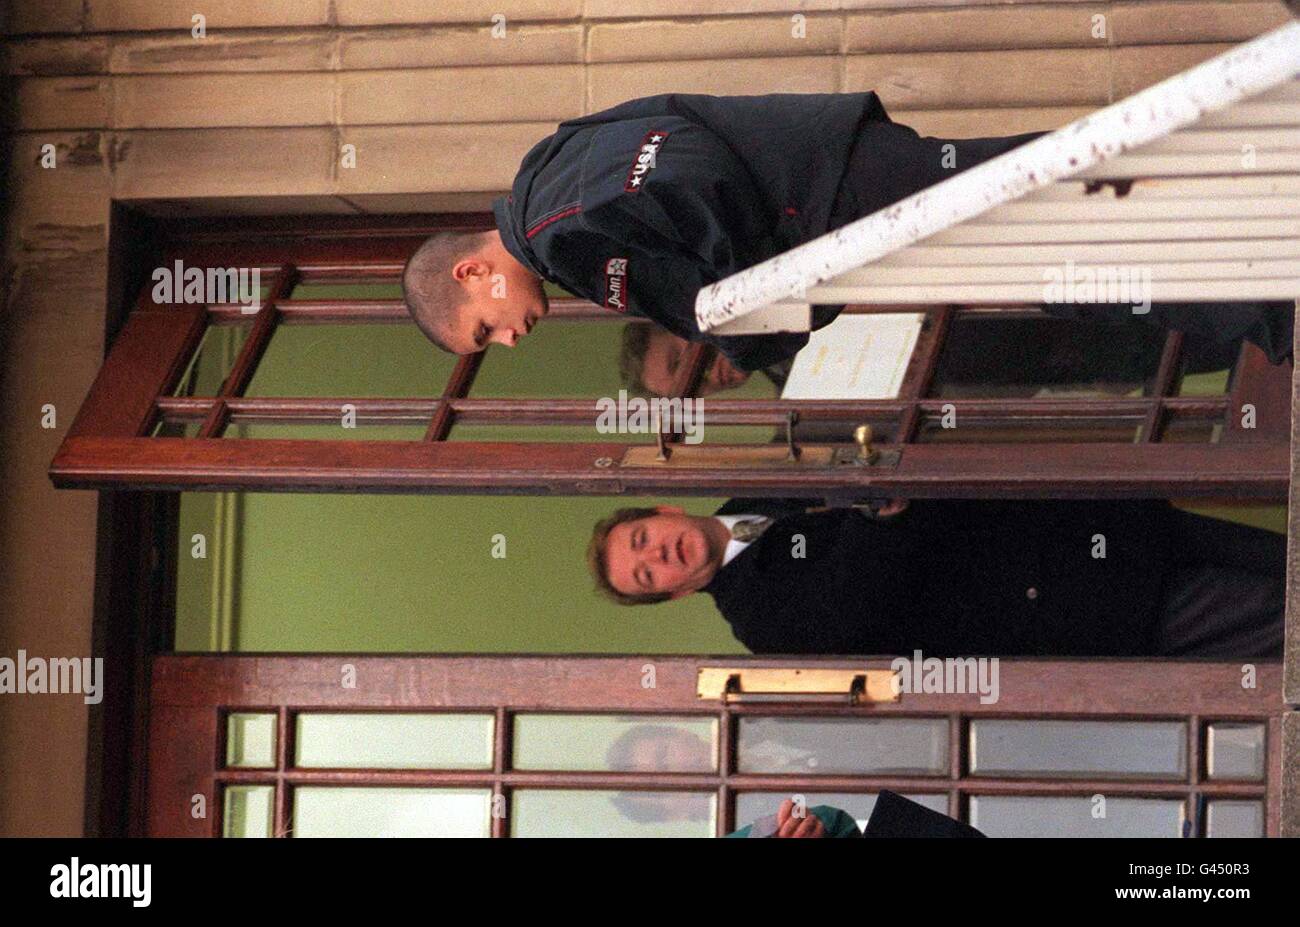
[641,329,751,397]
[626,728,713,772]
[441,249,550,354]
[615,727,715,823]
[604,506,724,599]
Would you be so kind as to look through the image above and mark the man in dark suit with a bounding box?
[587,498,1284,658]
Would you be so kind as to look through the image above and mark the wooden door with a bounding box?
[148,655,1284,838]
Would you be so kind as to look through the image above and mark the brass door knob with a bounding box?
[854,424,878,463]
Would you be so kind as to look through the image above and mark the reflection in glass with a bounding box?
[931,316,1164,399]
[225,712,277,768]
[295,713,494,769]
[969,720,1186,780]
[1206,723,1266,781]
[618,315,920,403]
[735,791,948,832]
[245,324,458,397]
[223,786,275,837]
[1206,801,1263,838]
[173,324,249,397]
[969,796,1185,837]
[512,790,715,837]
[514,715,717,772]
[293,787,491,837]
[737,717,948,775]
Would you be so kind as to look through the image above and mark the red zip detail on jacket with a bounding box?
[525,205,583,239]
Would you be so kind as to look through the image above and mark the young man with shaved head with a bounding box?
[402,92,1293,371]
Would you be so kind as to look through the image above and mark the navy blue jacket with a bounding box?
[705,498,1176,657]
[492,93,888,370]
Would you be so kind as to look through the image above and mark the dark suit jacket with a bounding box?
[863,791,985,839]
[704,498,1175,657]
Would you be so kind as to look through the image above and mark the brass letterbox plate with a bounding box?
[697,667,901,704]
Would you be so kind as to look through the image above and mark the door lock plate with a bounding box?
[620,445,901,469]
[620,444,836,469]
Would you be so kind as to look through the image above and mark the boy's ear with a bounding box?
[452,256,488,284]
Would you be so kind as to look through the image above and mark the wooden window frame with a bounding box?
[50,214,1292,499]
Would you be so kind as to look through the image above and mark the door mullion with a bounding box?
[717,704,734,836]
[492,707,510,838]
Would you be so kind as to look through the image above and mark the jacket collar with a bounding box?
[703,536,760,598]
[491,194,546,280]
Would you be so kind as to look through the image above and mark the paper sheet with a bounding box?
[780,313,924,400]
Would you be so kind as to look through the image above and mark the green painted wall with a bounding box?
[182,492,747,653]
[174,287,766,654]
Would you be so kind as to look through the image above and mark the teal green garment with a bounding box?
[725,805,862,838]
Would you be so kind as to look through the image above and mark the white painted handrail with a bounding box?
[695,21,1300,333]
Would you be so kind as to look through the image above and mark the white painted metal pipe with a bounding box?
[695,21,1300,333]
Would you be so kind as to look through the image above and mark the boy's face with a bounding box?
[442,249,550,354]
[641,328,751,396]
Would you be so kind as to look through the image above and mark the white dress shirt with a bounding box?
[715,513,763,568]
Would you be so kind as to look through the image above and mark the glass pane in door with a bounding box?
[511,789,716,838]
[293,787,492,837]
[1205,801,1263,838]
[930,315,1165,398]
[1205,723,1266,781]
[736,717,948,775]
[225,712,277,768]
[969,795,1185,837]
[173,323,250,397]
[222,786,275,837]
[513,714,718,772]
[294,713,495,769]
[245,324,458,397]
[969,720,1187,779]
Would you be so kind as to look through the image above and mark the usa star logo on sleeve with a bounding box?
[624,129,670,193]
[604,257,629,312]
